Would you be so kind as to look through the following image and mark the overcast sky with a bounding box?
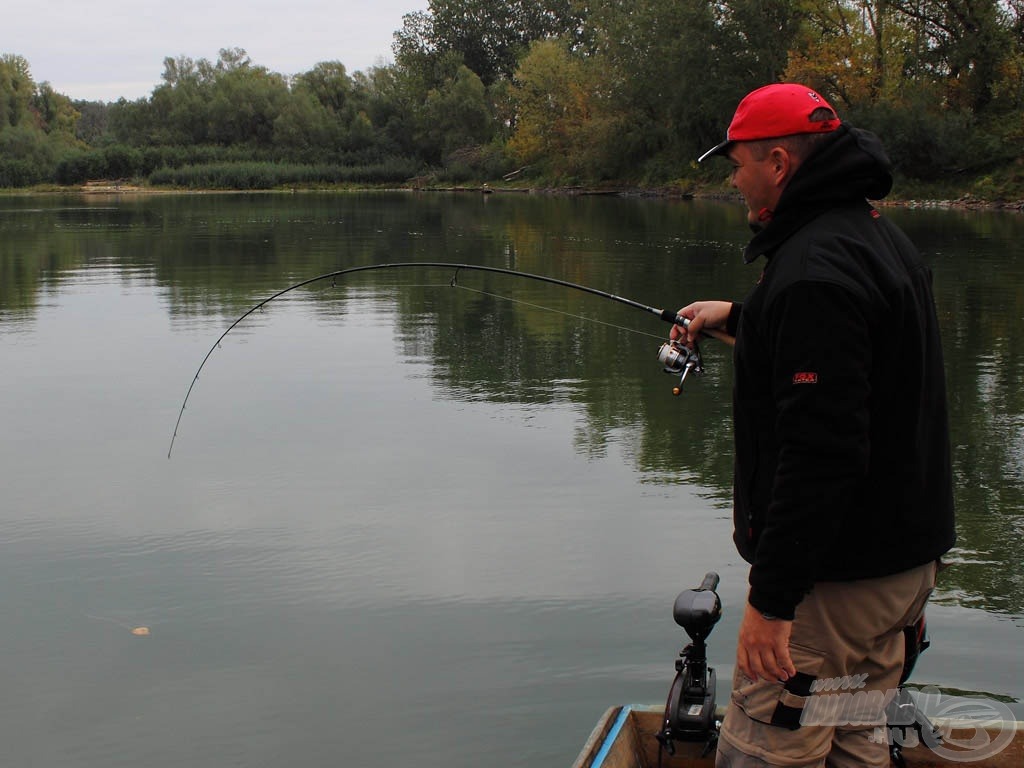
[7,0,429,102]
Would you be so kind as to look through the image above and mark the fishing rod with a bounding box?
[167,261,733,458]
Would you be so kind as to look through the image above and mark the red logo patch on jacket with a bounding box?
[792,372,818,384]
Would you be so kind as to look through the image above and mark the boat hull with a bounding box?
[573,705,1024,768]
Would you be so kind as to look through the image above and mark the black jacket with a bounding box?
[728,124,956,620]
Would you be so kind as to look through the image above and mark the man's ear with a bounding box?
[768,147,794,186]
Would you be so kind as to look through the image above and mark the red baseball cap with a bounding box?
[698,83,840,163]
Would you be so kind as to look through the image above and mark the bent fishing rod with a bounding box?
[167,262,733,458]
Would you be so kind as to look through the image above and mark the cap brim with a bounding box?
[697,140,732,164]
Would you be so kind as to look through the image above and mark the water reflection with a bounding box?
[3,194,1022,611]
[0,194,1021,764]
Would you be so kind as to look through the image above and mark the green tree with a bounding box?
[392,10,465,93]
[508,40,591,174]
[580,0,800,176]
[785,1,908,105]
[132,48,290,148]
[277,61,369,159]
[33,82,80,136]
[0,55,81,186]
[273,91,340,157]
[887,0,1013,112]
[293,61,353,114]
[0,54,34,128]
[347,110,376,151]
[719,0,804,84]
[73,100,110,145]
[393,0,583,86]
[0,125,63,185]
[205,55,289,146]
[147,55,213,144]
[349,65,422,157]
[418,65,494,161]
[107,97,156,145]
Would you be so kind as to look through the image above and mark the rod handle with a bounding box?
[699,572,720,592]
[659,310,736,347]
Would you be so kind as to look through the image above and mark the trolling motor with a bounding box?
[657,340,704,395]
[656,572,723,757]
[652,572,938,765]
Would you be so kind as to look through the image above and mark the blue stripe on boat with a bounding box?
[590,705,633,768]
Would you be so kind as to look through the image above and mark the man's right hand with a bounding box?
[671,301,734,346]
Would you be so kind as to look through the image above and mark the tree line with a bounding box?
[2,0,1022,195]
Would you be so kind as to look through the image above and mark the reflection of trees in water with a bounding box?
[3,194,1022,614]
[888,209,1024,616]
[939,335,1024,615]
[384,198,746,498]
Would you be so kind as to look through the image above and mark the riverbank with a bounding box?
[6,179,1023,212]
[409,182,1024,212]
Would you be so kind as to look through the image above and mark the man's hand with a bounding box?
[736,602,797,682]
[670,301,733,346]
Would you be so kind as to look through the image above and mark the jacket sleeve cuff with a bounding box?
[747,586,799,621]
[726,302,742,337]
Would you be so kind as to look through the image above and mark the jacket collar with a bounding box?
[742,124,894,264]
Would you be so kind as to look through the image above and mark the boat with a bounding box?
[572,704,1024,768]
[573,705,717,768]
[573,574,1023,767]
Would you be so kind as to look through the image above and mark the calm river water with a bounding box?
[1,192,1021,767]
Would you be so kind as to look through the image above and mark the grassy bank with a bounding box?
[5,164,1023,211]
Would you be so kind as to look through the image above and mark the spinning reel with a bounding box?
[656,572,723,757]
[657,340,704,396]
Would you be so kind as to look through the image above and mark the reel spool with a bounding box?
[657,341,704,395]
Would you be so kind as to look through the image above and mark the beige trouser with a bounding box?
[716,561,937,768]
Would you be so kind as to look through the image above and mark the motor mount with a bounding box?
[657,572,722,755]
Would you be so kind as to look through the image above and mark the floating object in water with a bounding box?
[86,614,151,636]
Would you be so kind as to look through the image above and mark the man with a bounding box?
[672,84,956,767]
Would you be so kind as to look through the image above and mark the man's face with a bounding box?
[727,142,784,227]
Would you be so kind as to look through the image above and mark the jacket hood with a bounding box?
[743,124,894,263]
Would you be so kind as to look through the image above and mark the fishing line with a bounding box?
[316,281,458,294]
[347,278,660,338]
[168,262,729,458]
[309,279,653,338]
[313,279,655,338]
[450,283,666,342]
